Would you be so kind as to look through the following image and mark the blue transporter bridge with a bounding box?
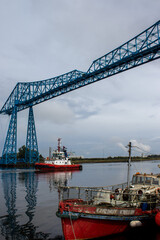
[0,20,160,165]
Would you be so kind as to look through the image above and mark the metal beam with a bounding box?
[0,20,159,115]
[25,106,39,164]
[1,106,17,164]
[0,21,160,165]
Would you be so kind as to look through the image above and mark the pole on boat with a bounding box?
[127,142,132,188]
[58,138,61,152]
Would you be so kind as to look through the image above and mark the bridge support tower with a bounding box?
[25,106,39,164]
[2,106,17,164]
[1,106,39,165]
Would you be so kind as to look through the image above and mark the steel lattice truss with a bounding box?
[2,106,17,164]
[25,107,39,163]
[1,20,160,115]
[0,21,160,165]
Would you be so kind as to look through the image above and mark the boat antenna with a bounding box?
[127,142,132,188]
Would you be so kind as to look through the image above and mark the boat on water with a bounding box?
[35,138,82,172]
[56,142,160,240]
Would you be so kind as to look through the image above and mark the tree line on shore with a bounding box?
[17,145,160,164]
[71,155,160,163]
[17,145,44,161]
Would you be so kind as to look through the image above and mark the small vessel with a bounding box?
[56,142,160,240]
[35,138,82,172]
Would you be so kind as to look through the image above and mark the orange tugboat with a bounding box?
[35,138,82,172]
[56,142,160,239]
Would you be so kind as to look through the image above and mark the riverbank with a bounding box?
[0,156,160,168]
[71,156,160,164]
[0,163,35,168]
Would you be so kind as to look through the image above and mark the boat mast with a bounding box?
[58,138,61,152]
[127,142,132,188]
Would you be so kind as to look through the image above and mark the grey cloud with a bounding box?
[0,0,160,157]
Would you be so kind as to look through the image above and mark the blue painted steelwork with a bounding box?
[0,21,160,115]
[0,70,85,115]
[0,21,160,164]
[1,106,17,164]
[25,106,39,163]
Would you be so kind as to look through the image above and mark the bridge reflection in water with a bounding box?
[1,166,160,240]
[0,169,72,239]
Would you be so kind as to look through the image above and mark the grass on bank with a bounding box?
[71,155,160,164]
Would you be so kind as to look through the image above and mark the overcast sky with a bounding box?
[0,0,160,158]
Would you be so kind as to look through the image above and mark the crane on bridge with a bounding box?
[0,20,160,165]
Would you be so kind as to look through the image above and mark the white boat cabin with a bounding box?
[132,173,160,187]
[45,150,71,165]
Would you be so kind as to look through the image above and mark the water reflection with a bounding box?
[20,172,38,225]
[1,172,17,238]
[0,169,80,239]
[1,162,160,240]
[0,171,51,239]
[36,170,79,191]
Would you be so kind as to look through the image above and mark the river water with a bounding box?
[1,161,160,240]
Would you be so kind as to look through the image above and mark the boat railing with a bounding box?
[58,183,160,209]
[58,182,128,201]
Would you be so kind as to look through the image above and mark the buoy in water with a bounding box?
[155,212,160,226]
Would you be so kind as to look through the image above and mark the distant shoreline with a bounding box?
[0,156,160,168]
[71,157,160,164]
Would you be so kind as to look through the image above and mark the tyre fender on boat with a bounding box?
[130,220,142,228]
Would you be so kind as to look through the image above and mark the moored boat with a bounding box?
[35,138,82,172]
[56,142,160,240]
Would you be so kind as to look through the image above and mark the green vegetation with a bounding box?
[17,145,26,159]
[17,145,44,162]
[71,155,160,164]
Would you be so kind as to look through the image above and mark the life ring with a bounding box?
[138,189,143,195]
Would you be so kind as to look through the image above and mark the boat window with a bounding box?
[145,177,151,185]
[137,176,145,184]
[132,176,137,184]
[152,178,159,185]
[132,176,145,184]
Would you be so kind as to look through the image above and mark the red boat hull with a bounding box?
[61,217,128,240]
[57,199,158,240]
[35,163,82,172]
